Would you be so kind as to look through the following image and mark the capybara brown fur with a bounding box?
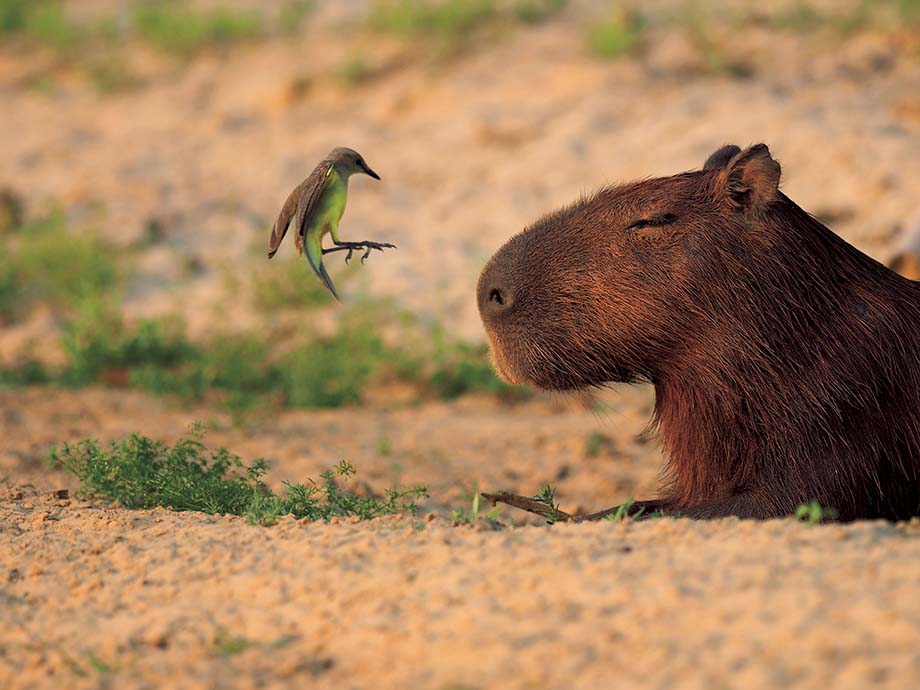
[478,144,920,521]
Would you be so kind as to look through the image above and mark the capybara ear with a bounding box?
[721,144,781,210]
[703,144,741,170]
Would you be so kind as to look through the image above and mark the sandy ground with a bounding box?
[4,2,920,688]
[3,389,920,690]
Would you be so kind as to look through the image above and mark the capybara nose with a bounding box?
[478,275,515,319]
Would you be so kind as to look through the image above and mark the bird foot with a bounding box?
[323,241,397,264]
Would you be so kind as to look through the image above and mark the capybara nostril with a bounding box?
[481,283,513,316]
[477,260,516,318]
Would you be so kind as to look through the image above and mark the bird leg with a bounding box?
[322,240,397,264]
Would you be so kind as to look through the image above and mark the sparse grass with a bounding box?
[277,0,314,34]
[84,55,143,94]
[50,426,428,525]
[794,499,838,525]
[57,304,280,413]
[131,2,263,57]
[213,628,254,657]
[338,51,372,85]
[368,0,498,40]
[0,0,76,47]
[281,316,388,407]
[584,431,605,458]
[452,489,502,524]
[1,208,520,408]
[898,0,920,23]
[22,0,79,51]
[0,211,120,324]
[512,0,568,24]
[427,328,520,400]
[2,297,520,408]
[587,11,643,59]
[604,497,641,522]
[252,258,337,310]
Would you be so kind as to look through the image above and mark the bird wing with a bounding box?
[267,160,333,259]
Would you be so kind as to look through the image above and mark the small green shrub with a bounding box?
[60,306,192,387]
[604,497,640,522]
[213,628,254,657]
[452,489,502,524]
[85,56,143,94]
[281,319,388,407]
[428,336,518,400]
[534,484,562,524]
[587,12,642,58]
[277,0,314,34]
[899,0,920,23]
[0,0,30,33]
[368,0,497,46]
[794,499,838,525]
[131,2,262,57]
[50,426,428,524]
[0,212,120,323]
[252,258,335,310]
[512,0,567,24]
[338,52,372,85]
[23,1,78,50]
[584,431,605,458]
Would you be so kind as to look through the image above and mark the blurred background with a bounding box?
[2,0,920,511]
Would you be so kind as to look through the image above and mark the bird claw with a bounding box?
[323,240,397,264]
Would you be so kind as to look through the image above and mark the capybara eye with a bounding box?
[489,288,504,305]
[627,214,677,231]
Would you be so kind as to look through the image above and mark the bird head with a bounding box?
[330,147,381,180]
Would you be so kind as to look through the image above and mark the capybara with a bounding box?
[478,144,920,521]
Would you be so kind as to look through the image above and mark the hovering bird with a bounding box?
[267,147,395,301]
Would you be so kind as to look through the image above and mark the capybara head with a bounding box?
[478,143,920,520]
[477,144,781,390]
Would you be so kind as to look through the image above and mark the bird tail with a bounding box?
[305,237,340,302]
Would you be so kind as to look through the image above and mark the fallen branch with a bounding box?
[481,491,659,523]
[480,491,573,522]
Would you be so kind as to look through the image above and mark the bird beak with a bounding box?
[362,163,381,180]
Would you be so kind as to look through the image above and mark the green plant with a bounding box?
[584,431,605,458]
[338,51,372,85]
[84,652,113,674]
[281,317,389,407]
[85,56,142,94]
[213,628,254,657]
[604,497,642,522]
[0,0,79,48]
[427,326,524,400]
[587,11,642,58]
[534,484,562,524]
[278,0,314,34]
[452,489,502,524]
[0,211,120,323]
[377,433,392,457]
[367,0,497,51]
[49,426,428,525]
[252,258,336,310]
[131,2,262,57]
[512,0,567,24]
[794,499,838,525]
[899,0,920,23]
